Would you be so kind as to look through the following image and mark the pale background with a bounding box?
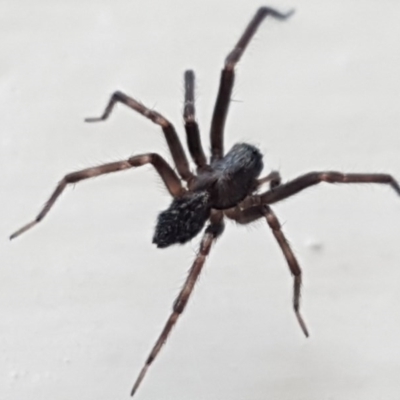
[1,1,400,399]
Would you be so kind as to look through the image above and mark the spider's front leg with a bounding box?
[183,70,207,170]
[259,171,400,204]
[10,154,184,240]
[210,7,294,162]
[130,211,224,397]
[225,204,309,337]
[85,91,194,182]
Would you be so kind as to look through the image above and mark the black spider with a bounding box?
[10,6,400,397]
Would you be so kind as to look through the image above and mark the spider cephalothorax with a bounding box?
[11,6,400,398]
[196,142,264,209]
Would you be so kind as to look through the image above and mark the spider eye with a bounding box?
[153,191,211,248]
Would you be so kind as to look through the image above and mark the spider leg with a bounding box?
[10,154,184,240]
[210,7,294,162]
[259,171,400,205]
[85,91,194,182]
[131,211,224,397]
[225,205,309,337]
[262,205,308,337]
[183,70,207,169]
[256,170,281,189]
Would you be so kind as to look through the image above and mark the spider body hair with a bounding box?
[211,143,263,208]
[196,143,263,209]
[154,143,263,248]
[153,191,211,248]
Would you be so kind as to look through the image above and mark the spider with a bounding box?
[10,6,400,397]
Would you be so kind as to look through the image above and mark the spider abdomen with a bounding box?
[153,191,211,248]
[209,143,263,209]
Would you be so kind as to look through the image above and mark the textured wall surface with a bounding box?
[2,1,400,399]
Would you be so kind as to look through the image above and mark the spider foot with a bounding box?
[259,7,295,20]
[131,365,148,397]
[295,310,309,338]
[85,116,105,123]
[390,179,400,196]
[10,220,37,240]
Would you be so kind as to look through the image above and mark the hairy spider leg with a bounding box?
[85,91,194,182]
[256,170,282,188]
[209,7,294,163]
[131,211,224,397]
[258,172,400,205]
[224,204,309,337]
[183,70,207,169]
[10,154,184,240]
[263,205,308,337]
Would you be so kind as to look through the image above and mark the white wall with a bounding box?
[2,1,400,399]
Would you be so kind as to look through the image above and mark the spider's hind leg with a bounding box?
[131,211,224,397]
[225,204,309,338]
